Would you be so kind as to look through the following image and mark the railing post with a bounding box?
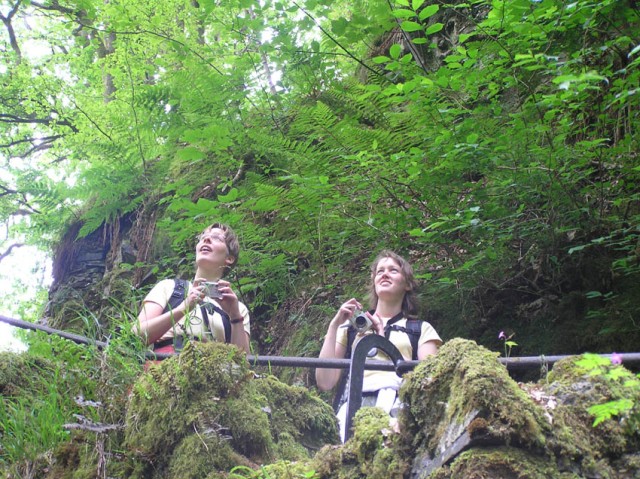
[344,334,405,441]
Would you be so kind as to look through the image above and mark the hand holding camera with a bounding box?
[348,310,373,333]
[202,281,223,300]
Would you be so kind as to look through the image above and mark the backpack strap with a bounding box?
[162,278,231,345]
[385,316,422,361]
[200,302,232,344]
[163,278,188,314]
[405,320,422,361]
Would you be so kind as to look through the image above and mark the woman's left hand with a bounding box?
[212,280,242,318]
[367,312,385,336]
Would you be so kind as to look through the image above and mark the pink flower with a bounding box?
[498,331,506,340]
[610,353,623,365]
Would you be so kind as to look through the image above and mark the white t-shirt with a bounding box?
[143,279,250,343]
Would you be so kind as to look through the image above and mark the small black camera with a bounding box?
[349,310,372,333]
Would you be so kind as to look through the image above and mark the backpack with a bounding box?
[163,278,232,346]
[331,312,422,412]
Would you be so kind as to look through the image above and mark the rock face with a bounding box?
[46,215,139,329]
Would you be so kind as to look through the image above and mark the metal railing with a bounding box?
[3,313,640,441]
[4,315,639,370]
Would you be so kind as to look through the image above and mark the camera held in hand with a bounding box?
[349,310,372,333]
[203,281,223,300]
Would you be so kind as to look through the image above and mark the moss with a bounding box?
[19,335,640,479]
[308,408,407,479]
[348,408,390,464]
[253,375,339,452]
[0,352,56,397]
[167,433,255,479]
[46,432,117,479]
[258,460,319,479]
[400,338,549,457]
[429,447,566,479]
[542,355,640,469]
[123,341,339,478]
[308,444,343,479]
[272,431,311,460]
[222,396,275,460]
[611,453,640,478]
[124,341,252,461]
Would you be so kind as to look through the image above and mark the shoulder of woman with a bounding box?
[237,301,250,315]
[156,278,179,291]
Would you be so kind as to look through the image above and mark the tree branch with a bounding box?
[0,243,25,263]
[0,0,23,64]
[30,0,76,15]
[0,135,64,149]
[0,185,42,214]
[0,113,78,133]
[291,0,387,80]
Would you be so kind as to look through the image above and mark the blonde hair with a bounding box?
[368,250,418,319]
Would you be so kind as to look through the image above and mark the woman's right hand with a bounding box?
[330,298,363,329]
[317,298,359,391]
[184,278,207,311]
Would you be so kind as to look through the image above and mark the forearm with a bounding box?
[417,340,439,360]
[137,305,187,346]
[316,325,342,391]
[230,321,250,353]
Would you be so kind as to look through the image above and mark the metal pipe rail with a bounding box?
[3,314,640,371]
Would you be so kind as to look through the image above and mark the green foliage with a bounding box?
[0,309,146,476]
[1,0,639,390]
[575,353,640,428]
[0,379,70,466]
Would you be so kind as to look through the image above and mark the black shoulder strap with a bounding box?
[201,302,232,344]
[385,318,422,361]
[406,319,422,361]
[164,278,188,313]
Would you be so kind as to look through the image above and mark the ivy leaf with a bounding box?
[401,21,424,32]
[459,33,474,43]
[389,44,402,59]
[392,9,415,19]
[418,4,439,21]
[425,23,444,35]
[412,0,426,11]
[372,55,390,64]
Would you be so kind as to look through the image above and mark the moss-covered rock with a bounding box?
[0,351,57,397]
[397,340,640,479]
[399,338,550,475]
[543,355,640,477]
[309,407,408,479]
[6,336,640,479]
[429,447,573,479]
[123,341,339,478]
